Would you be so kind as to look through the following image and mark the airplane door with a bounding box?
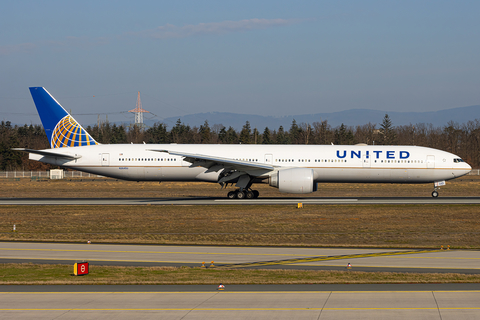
[101,153,110,166]
[427,155,435,168]
[362,154,371,168]
[264,154,273,165]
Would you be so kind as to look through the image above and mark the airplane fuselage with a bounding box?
[29,144,471,185]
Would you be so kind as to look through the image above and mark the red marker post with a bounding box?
[74,262,89,276]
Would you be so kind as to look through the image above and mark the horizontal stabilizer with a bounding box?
[12,148,82,160]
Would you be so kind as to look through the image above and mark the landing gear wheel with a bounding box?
[432,190,439,198]
[252,190,259,199]
[227,191,237,199]
[236,190,246,199]
[245,190,255,199]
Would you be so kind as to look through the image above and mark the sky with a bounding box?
[1,0,480,127]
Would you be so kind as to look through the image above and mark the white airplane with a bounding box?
[14,87,472,199]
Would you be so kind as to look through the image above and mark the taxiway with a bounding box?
[1,242,479,273]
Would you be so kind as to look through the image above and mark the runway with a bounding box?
[1,286,479,319]
[1,242,479,273]
[2,196,480,205]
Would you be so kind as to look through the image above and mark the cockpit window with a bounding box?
[453,158,465,163]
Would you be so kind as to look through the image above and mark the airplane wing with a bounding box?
[12,148,82,160]
[148,149,274,172]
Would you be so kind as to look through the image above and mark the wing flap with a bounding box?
[148,149,274,171]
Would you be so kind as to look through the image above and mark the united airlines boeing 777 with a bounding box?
[14,87,472,199]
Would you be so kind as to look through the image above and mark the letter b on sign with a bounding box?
[74,262,89,276]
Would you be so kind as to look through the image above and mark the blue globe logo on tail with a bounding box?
[29,87,98,148]
[51,115,98,148]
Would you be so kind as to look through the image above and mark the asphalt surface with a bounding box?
[1,242,479,273]
[1,196,480,205]
[1,287,479,319]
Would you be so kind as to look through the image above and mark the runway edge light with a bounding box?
[73,261,89,276]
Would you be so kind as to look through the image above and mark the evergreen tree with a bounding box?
[199,120,211,143]
[262,127,272,144]
[276,126,288,144]
[145,123,168,144]
[170,119,191,143]
[239,121,251,144]
[289,119,301,144]
[218,126,227,143]
[334,123,355,145]
[226,126,238,143]
[379,114,396,145]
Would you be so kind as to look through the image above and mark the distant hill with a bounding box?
[154,105,480,131]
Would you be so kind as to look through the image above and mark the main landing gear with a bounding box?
[227,189,260,199]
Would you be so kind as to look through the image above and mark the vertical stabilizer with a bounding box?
[29,87,98,148]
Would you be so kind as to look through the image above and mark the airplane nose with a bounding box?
[464,162,472,175]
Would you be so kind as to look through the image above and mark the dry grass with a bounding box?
[0,175,479,198]
[1,263,479,285]
[1,204,480,248]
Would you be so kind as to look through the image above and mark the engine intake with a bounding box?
[269,168,317,194]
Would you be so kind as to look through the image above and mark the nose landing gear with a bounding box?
[432,181,445,198]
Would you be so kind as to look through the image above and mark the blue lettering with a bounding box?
[366,151,370,159]
[400,151,410,159]
[336,150,346,158]
[373,151,382,159]
[387,151,395,159]
[351,150,361,159]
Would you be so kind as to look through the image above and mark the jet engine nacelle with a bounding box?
[269,168,317,194]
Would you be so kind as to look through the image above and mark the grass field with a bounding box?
[1,204,479,248]
[1,264,480,285]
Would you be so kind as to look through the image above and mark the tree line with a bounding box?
[2,114,480,170]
